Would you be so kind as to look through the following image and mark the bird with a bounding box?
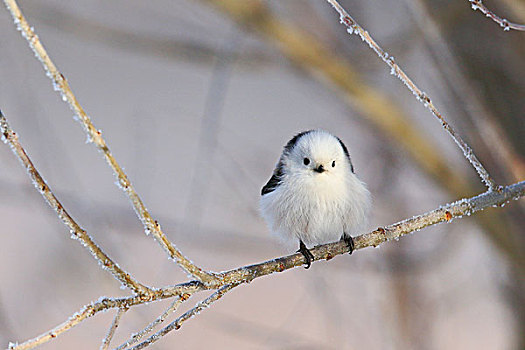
[260,130,371,268]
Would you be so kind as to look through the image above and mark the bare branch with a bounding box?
[114,294,191,350]
[130,284,238,350]
[215,182,525,284]
[404,0,525,184]
[7,282,203,350]
[3,2,524,348]
[100,308,127,350]
[6,179,523,349]
[325,0,498,190]
[468,0,525,31]
[201,0,475,199]
[0,111,151,296]
[2,0,217,284]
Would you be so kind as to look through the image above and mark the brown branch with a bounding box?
[3,2,524,348]
[0,111,151,296]
[114,294,191,350]
[200,0,475,198]
[215,181,525,284]
[130,284,238,350]
[325,0,497,190]
[401,0,525,268]
[405,0,525,184]
[7,180,524,349]
[468,0,525,31]
[199,0,523,271]
[100,307,127,350]
[7,282,203,350]
[2,0,217,285]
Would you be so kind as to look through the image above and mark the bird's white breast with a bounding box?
[260,170,370,247]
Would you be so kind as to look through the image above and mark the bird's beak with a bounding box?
[314,164,325,173]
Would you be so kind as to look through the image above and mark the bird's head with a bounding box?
[283,130,354,178]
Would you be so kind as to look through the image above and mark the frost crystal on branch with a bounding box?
[468,0,525,31]
[325,0,498,191]
[2,0,217,286]
[2,0,525,349]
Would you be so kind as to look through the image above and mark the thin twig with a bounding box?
[202,0,475,199]
[215,181,525,284]
[2,0,217,285]
[0,111,151,296]
[114,294,191,350]
[101,307,128,350]
[468,0,525,31]
[325,0,498,190]
[130,284,238,350]
[405,0,525,183]
[7,282,203,350]
[7,180,524,349]
[3,2,522,349]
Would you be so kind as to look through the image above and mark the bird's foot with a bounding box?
[341,234,355,254]
[297,240,314,269]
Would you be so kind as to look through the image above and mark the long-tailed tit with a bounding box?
[260,130,371,268]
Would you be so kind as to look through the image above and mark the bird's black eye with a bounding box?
[303,158,310,166]
[332,160,336,167]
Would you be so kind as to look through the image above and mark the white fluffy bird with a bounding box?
[260,130,371,268]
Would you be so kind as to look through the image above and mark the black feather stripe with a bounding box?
[283,130,313,155]
[261,161,283,195]
[336,136,354,173]
[261,131,313,196]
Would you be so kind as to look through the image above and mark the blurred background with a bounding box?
[1,0,524,349]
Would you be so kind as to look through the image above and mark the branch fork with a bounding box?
[2,0,524,349]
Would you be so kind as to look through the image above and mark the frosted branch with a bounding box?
[468,0,525,31]
[2,0,217,285]
[3,1,524,348]
[403,0,525,184]
[325,0,498,190]
[100,307,127,350]
[7,282,203,350]
[130,284,238,350]
[0,111,151,296]
[114,294,191,350]
[6,178,523,349]
[214,182,524,284]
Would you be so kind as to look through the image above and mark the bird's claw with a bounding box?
[342,234,355,254]
[297,240,314,269]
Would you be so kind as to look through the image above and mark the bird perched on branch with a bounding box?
[260,130,371,268]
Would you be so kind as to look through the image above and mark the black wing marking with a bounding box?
[261,131,313,196]
[336,136,355,173]
[261,160,284,195]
